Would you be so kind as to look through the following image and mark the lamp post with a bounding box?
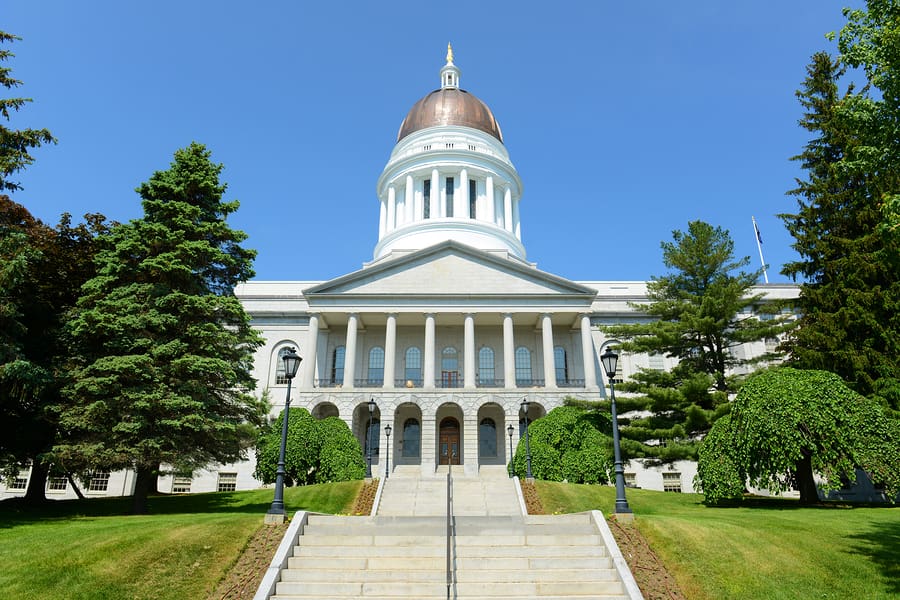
[520,398,533,480]
[365,397,376,479]
[384,423,392,479]
[507,423,514,478]
[266,347,302,523]
[601,347,632,518]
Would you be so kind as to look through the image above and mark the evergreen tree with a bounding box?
[601,221,788,461]
[55,143,265,514]
[0,31,56,192]
[780,49,900,409]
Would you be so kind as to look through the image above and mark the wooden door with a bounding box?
[438,417,460,465]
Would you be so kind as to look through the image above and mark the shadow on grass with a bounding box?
[845,518,900,596]
[0,484,350,527]
[702,495,895,511]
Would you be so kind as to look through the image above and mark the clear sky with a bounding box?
[5,1,862,283]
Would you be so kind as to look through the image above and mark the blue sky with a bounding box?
[5,1,862,283]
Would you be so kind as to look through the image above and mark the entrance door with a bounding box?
[438,417,460,465]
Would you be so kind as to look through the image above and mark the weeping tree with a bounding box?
[695,367,900,504]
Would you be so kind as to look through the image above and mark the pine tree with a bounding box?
[55,143,265,514]
[599,221,788,461]
[780,50,900,409]
[0,31,55,192]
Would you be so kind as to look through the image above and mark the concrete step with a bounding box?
[274,580,625,597]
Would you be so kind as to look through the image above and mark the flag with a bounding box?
[753,218,763,244]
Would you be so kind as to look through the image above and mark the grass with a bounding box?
[535,481,900,600]
[0,481,361,600]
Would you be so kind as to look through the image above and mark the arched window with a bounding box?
[441,346,459,387]
[331,346,345,385]
[478,347,495,385]
[274,346,297,385]
[405,347,422,385]
[515,347,532,385]
[402,418,420,458]
[479,418,497,457]
[368,347,385,385]
[554,346,568,382]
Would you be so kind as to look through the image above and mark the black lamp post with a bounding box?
[601,347,632,517]
[384,423,392,479]
[520,398,533,480]
[507,423,514,478]
[266,347,302,522]
[365,397,376,479]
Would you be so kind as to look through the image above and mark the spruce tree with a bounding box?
[56,143,265,514]
[599,221,788,461]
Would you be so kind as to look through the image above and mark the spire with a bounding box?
[440,43,460,89]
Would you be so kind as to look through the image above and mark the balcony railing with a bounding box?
[558,378,585,388]
[476,378,504,388]
[311,377,589,390]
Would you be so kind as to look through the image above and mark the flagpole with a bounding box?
[752,216,768,283]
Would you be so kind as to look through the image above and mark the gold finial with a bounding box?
[446,42,454,65]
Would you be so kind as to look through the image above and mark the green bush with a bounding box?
[255,408,365,486]
[513,405,613,484]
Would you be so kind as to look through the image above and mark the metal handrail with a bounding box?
[446,453,455,599]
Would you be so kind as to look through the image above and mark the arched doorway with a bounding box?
[439,417,460,465]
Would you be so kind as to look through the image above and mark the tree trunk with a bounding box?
[795,452,819,504]
[23,460,48,505]
[131,465,157,515]
[66,473,86,500]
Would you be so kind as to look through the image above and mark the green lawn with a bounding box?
[0,482,361,600]
[535,481,900,600]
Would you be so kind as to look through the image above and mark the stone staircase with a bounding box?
[257,468,641,600]
[270,513,629,599]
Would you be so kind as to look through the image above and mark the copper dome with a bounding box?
[397,88,503,143]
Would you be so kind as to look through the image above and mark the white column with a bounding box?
[424,313,436,389]
[464,313,475,388]
[302,313,319,390]
[405,175,414,224]
[457,169,467,218]
[431,169,439,219]
[513,197,521,240]
[414,181,423,221]
[384,313,397,388]
[486,175,495,224]
[503,313,516,389]
[343,313,358,388]
[504,186,513,233]
[386,185,396,232]
[541,313,556,388]
[378,200,386,238]
[580,314,597,389]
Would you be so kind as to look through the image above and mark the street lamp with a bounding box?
[507,423,514,478]
[384,423,392,479]
[365,397,376,479]
[601,347,632,517]
[266,347,302,523]
[520,398,533,480]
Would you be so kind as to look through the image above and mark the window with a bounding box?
[469,179,477,218]
[423,180,431,219]
[402,418,420,458]
[479,418,497,457]
[648,354,665,370]
[554,346,568,382]
[662,472,682,493]
[445,177,454,217]
[478,347,495,385]
[405,347,422,384]
[87,471,110,493]
[624,473,636,488]
[275,346,296,385]
[47,477,67,492]
[172,476,192,494]
[441,347,459,387]
[368,347,385,384]
[331,346,345,384]
[765,337,779,352]
[217,472,237,492]
[515,347,532,385]
[10,477,27,490]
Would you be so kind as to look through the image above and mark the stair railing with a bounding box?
[446,451,455,599]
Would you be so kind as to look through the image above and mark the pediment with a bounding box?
[305,241,596,299]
